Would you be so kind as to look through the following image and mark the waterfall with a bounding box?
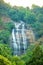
[15,23,21,55]
[22,23,27,53]
[12,29,18,55]
[12,21,35,55]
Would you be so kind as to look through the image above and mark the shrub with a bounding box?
[26,44,43,65]
[0,44,12,60]
[12,56,25,65]
[0,55,11,65]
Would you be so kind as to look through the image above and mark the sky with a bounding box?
[4,0,43,8]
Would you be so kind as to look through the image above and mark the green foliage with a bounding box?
[31,21,43,38]
[0,0,43,39]
[9,6,36,24]
[18,7,26,21]
[0,18,3,26]
[3,22,15,32]
[21,44,35,63]
[0,30,10,44]
[0,44,12,60]
[0,55,11,65]
[31,5,43,38]
[0,0,11,16]
[12,61,16,65]
[12,56,25,65]
[32,4,43,15]
[26,44,43,65]
[9,8,19,21]
[24,12,36,24]
[37,14,43,23]
[0,1,43,65]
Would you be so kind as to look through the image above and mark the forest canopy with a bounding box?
[0,0,43,65]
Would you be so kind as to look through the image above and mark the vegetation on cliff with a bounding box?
[0,0,43,65]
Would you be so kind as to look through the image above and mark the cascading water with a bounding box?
[12,29,18,55]
[15,23,22,55]
[12,21,35,55]
[22,23,27,53]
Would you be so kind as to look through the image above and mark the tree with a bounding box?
[0,0,11,16]
[0,18,4,29]
[26,44,43,65]
[0,30,10,44]
[9,8,19,21]
[21,44,35,63]
[4,22,15,32]
[24,12,36,24]
[37,14,43,23]
[0,55,11,65]
[12,56,25,65]
[32,4,43,15]
[0,44,12,60]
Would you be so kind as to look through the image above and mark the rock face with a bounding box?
[26,30,35,43]
[2,16,11,22]
[11,21,35,55]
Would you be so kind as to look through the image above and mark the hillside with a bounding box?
[0,0,43,65]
